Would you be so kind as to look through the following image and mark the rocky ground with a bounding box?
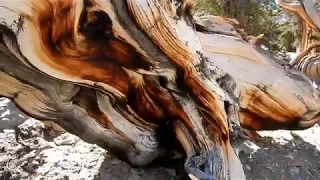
[0,97,320,180]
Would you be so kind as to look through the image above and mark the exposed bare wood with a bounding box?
[0,0,319,180]
[197,30,320,130]
[295,53,320,82]
[194,15,320,143]
[290,41,320,65]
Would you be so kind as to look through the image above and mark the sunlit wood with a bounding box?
[0,0,319,179]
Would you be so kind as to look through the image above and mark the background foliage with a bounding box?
[194,0,297,55]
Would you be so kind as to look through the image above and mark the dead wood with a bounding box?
[0,0,319,179]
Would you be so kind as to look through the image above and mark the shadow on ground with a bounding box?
[96,134,320,180]
[96,155,181,180]
[0,98,28,132]
[240,135,320,180]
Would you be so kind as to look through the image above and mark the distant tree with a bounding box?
[194,0,296,54]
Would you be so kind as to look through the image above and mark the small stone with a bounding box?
[54,134,79,146]
[110,160,121,165]
[290,131,300,138]
[245,165,251,171]
[284,154,294,160]
[284,142,295,150]
[265,166,273,170]
[281,133,293,141]
[131,169,143,175]
[275,144,286,151]
[291,161,305,167]
[165,169,177,177]
[248,158,254,163]
[289,167,300,175]
[294,139,303,146]
[238,143,252,155]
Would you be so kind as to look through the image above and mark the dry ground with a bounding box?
[0,98,319,180]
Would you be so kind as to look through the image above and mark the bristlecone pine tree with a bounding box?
[0,0,319,179]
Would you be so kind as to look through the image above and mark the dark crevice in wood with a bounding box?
[0,32,3,45]
[142,76,202,152]
[109,2,235,147]
[79,10,114,42]
[72,87,108,125]
[155,118,185,161]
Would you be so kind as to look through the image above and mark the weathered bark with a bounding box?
[0,0,319,180]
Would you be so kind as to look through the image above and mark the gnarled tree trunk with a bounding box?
[0,0,319,179]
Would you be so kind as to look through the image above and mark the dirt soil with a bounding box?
[0,97,319,180]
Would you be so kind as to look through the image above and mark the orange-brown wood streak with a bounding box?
[238,84,314,130]
[143,77,200,146]
[127,76,165,123]
[239,86,306,123]
[239,110,293,130]
[24,0,153,97]
[127,0,229,141]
